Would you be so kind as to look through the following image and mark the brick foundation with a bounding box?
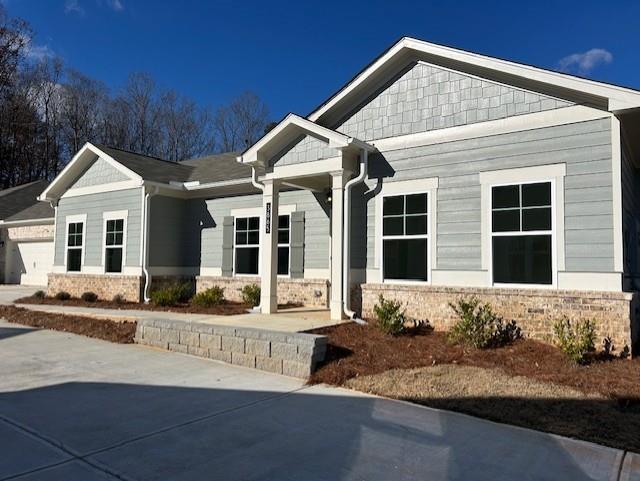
[47,273,143,302]
[355,283,638,354]
[196,276,329,307]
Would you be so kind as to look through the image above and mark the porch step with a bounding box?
[134,319,327,379]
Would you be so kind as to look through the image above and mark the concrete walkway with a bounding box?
[1,285,337,332]
[0,319,637,481]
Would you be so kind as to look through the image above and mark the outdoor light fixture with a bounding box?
[325,190,332,203]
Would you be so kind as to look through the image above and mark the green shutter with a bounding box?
[290,211,305,279]
[221,216,234,277]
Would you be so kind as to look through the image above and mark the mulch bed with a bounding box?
[308,322,640,452]
[0,305,136,343]
[309,322,639,401]
[16,296,251,315]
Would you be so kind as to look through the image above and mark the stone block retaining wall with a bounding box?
[47,273,143,302]
[197,276,329,307]
[135,319,327,378]
[355,283,638,354]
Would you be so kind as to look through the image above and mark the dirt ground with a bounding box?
[17,296,250,315]
[1,305,136,343]
[309,322,640,452]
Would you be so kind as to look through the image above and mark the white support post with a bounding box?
[330,171,349,320]
[260,179,280,314]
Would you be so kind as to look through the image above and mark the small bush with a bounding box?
[150,283,193,307]
[553,317,596,364]
[33,290,45,299]
[241,284,261,307]
[81,291,98,303]
[192,286,225,307]
[54,291,71,301]
[373,295,406,335]
[448,297,521,349]
[112,294,125,304]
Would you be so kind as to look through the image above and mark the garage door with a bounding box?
[7,240,54,286]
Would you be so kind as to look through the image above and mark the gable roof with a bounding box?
[0,180,53,222]
[308,37,640,127]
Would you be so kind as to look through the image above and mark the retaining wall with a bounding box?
[135,318,327,378]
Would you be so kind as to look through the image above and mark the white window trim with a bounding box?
[229,204,296,278]
[233,214,261,278]
[375,177,438,285]
[102,210,128,275]
[480,163,566,289]
[277,214,291,278]
[64,214,87,273]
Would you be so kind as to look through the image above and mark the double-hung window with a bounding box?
[66,222,84,272]
[491,182,553,285]
[105,219,125,273]
[277,215,290,276]
[235,216,260,275]
[382,193,429,282]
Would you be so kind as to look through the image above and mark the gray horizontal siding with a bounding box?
[363,117,614,272]
[621,139,640,290]
[54,188,142,267]
[198,190,330,271]
[70,157,129,189]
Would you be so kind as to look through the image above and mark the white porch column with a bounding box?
[260,179,280,314]
[330,170,349,320]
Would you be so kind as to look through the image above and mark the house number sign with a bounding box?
[265,202,271,234]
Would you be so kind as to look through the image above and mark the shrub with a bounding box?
[150,283,193,307]
[241,284,261,307]
[448,297,521,349]
[373,295,406,335]
[112,294,125,304]
[192,286,225,307]
[553,317,596,364]
[33,290,46,299]
[54,291,71,301]
[81,291,98,303]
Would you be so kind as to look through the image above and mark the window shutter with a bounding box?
[221,216,234,277]
[290,211,305,279]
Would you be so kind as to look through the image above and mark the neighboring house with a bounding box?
[39,38,640,353]
[0,180,55,286]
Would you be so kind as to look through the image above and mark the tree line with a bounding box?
[0,6,271,189]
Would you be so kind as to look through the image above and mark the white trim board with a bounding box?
[101,210,129,275]
[371,105,610,153]
[62,180,143,199]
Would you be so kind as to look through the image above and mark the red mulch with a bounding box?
[16,296,250,315]
[1,305,136,343]
[308,322,640,402]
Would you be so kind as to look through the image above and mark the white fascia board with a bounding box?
[308,37,640,122]
[238,114,355,165]
[40,142,142,201]
[0,217,54,227]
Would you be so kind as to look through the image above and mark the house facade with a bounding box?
[38,38,640,353]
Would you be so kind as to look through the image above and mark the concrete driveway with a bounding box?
[0,285,38,305]
[0,319,637,481]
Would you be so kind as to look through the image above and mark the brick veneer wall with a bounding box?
[196,276,329,307]
[135,319,328,378]
[47,273,143,302]
[355,284,638,354]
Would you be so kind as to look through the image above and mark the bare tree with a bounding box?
[213,91,269,152]
[0,5,30,92]
[122,72,160,155]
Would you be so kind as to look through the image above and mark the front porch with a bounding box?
[237,113,375,321]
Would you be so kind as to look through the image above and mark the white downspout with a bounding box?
[142,186,159,303]
[250,166,265,312]
[342,149,368,320]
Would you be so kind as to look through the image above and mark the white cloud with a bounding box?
[107,0,123,11]
[64,0,85,15]
[26,43,54,61]
[558,48,613,75]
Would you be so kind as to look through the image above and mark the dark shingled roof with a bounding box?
[0,180,53,222]
[93,145,251,184]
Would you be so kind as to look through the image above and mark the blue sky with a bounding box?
[9,0,640,120]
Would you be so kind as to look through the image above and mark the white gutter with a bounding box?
[342,149,368,320]
[141,186,159,302]
[250,166,265,312]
